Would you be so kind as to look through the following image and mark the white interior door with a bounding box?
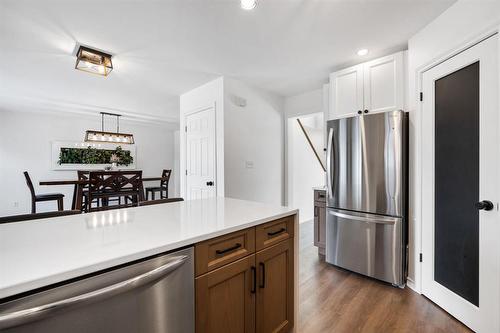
[421,34,499,332]
[185,107,216,200]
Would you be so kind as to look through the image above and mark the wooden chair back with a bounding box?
[76,171,90,211]
[0,210,81,224]
[138,198,184,207]
[161,169,172,188]
[87,171,144,211]
[23,171,36,199]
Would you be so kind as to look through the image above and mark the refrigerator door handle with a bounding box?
[328,210,397,225]
[326,127,334,199]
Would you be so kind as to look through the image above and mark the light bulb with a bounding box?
[357,49,369,56]
[241,0,256,10]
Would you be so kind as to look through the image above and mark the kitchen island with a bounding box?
[0,197,298,332]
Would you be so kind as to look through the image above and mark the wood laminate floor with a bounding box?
[298,220,472,333]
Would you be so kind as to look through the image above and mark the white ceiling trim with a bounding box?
[0,95,180,126]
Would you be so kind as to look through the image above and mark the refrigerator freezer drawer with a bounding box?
[325,208,404,286]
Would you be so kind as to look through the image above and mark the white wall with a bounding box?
[288,113,325,223]
[179,77,225,198]
[224,78,284,205]
[284,88,325,209]
[0,109,177,216]
[173,130,181,197]
[407,0,500,289]
[284,88,323,118]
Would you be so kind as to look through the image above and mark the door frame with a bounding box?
[420,34,499,332]
[182,104,219,199]
[413,25,500,294]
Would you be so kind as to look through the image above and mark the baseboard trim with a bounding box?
[406,278,418,293]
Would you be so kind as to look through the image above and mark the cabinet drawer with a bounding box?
[256,216,294,251]
[195,228,255,276]
[314,190,326,203]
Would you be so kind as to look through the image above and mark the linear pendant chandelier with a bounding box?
[85,112,135,144]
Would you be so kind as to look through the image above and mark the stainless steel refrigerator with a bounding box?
[325,110,408,287]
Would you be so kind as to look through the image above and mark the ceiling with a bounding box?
[0,0,455,122]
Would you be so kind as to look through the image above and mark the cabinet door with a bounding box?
[329,64,364,119]
[256,239,294,333]
[314,201,326,250]
[363,52,404,114]
[196,255,256,333]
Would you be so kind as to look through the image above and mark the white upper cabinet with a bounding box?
[329,64,364,119]
[363,52,404,114]
[329,51,405,120]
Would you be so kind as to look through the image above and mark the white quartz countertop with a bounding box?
[0,197,297,299]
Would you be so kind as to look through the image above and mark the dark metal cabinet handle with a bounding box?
[259,262,266,288]
[215,243,242,255]
[476,200,494,211]
[267,228,286,236]
[206,181,214,186]
[318,193,325,198]
[357,110,362,115]
[251,266,256,294]
[364,109,369,114]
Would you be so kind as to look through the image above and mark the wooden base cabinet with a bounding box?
[256,239,294,333]
[195,217,295,333]
[313,189,326,255]
[195,255,256,333]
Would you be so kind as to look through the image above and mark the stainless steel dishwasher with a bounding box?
[0,247,194,333]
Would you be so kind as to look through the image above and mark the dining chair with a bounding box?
[145,169,171,200]
[24,171,64,213]
[76,171,103,212]
[87,171,144,212]
[0,210,81,224]
[138,198,184,206]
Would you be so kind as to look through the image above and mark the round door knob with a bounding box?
[357,110,362,115]
[475,200,494,211]
[206,181,214,186]
[364,109,369,114]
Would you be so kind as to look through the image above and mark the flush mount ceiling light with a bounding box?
[357,49,369,56]
[241,0,256,10]
[75,45,113,76]
[85,112,135,144]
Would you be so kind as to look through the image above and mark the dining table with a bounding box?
[39,175,169,210]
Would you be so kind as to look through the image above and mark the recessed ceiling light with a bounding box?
[241,0,256,10]
[357,49,369,56]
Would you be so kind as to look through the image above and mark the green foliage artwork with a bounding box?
[58,146,133,166]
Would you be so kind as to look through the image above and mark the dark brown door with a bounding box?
[256,239,294,333]
[196,255,256,333]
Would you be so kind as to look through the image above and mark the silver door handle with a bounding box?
[328,210,397,225]
[0,255,188,329]
[326,128,334,199]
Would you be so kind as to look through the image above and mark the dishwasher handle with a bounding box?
[0,255,188,330]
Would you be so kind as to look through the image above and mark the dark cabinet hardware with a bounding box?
[206,181,214,186]
[215,243,242,255]
[357,110,362,115]
[318,193,325,198]
[251,266,256,293]
[476,200,494,211]
[267,228,286,236]
[259,262,266,288]
[364,109,369,114]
